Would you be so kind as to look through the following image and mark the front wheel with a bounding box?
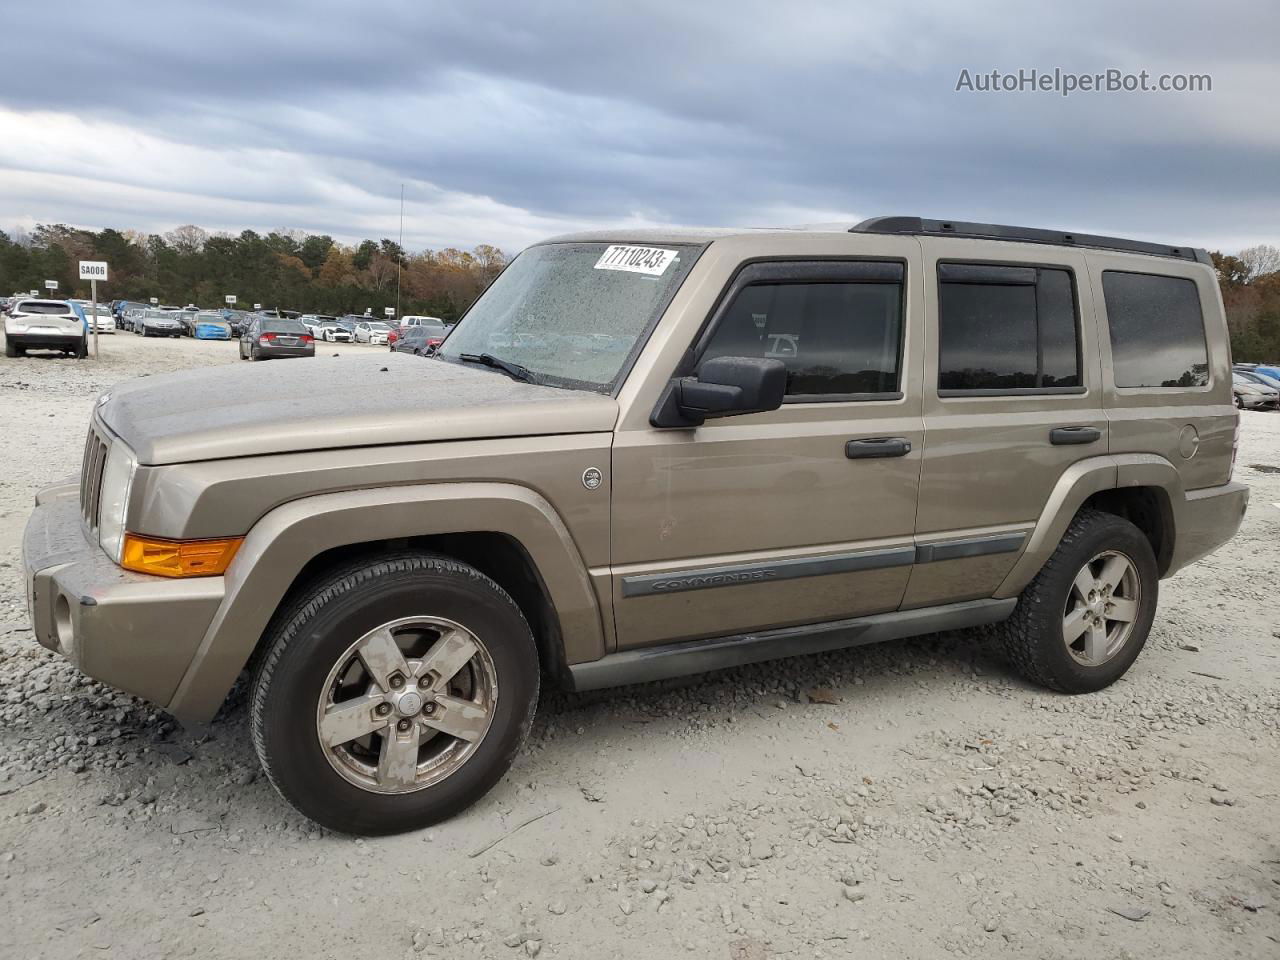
[250,552,538,835]
[997,509,1157,693]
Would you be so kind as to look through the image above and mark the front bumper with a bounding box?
[23,483,224,710]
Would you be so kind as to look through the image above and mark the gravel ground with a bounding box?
[1,335,1277,960]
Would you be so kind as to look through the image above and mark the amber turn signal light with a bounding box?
[121,534,243,578]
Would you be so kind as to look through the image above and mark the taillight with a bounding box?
[300,334,313,344]
[260,333,276,344]
[427,337,443,348]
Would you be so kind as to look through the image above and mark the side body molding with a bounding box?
[993,453,1183,599]
[167,482,604,724]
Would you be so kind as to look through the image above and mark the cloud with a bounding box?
[1,0,1277,252]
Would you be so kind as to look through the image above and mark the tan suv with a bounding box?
[23,217,1248,834]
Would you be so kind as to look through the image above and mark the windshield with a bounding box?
[438,241,699,391]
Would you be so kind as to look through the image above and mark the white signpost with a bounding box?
[79,261,109,358]
[253,303,262,310]
[44,280,58,292]
[149,297,159,305]
[225,295,237,305]
[383,307,395,318]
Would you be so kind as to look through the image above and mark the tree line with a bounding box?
[0,224,509,321]
[1213,245,1280,362]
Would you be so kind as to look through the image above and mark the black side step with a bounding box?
[567,597,1016,691]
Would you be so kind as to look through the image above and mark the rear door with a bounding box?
[906,239,1107,608]
[609,241,926,649]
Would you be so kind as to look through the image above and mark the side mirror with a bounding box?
[652,356,787,427]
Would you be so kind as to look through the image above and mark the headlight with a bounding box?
[98,444,137,562]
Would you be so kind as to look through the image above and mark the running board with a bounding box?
[567,598,1017,692]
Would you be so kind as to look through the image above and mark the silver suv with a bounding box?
[23,217,1248,834]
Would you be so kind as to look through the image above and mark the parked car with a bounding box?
[1232,372,1279,409]
[239,316,315,360]
[354,320,394,345]
[391,325,436,356]
[389,316,449,348]
[312,320,352,342]
[300,315,340,338]
[1250,364,1280,382]
[134,309,183,338]
[23,217,1248,835]
[1234,367,1280,393]
[78,302,116,334]
[193,312,233,340]
[4,298,86,357]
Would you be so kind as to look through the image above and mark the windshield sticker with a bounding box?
[594,245,678,276]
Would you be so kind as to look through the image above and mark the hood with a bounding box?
[99,353,620,465]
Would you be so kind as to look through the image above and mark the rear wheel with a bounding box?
[998,509,1157,693]
[250,552,539,835]
[4,340,17,358]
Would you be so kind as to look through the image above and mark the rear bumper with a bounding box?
[259,345,315,358]
[23,484,223,712]
[1167,481,1249,576]
[9,333,83,348]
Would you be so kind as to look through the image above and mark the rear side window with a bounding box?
[937,263,1080,392]
[699,268,904,398]
[1102,271,1208,388]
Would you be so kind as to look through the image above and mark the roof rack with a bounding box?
[851,216,1211,265]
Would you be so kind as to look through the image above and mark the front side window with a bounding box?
[1102,271,1208,388]
[938,263,1080,392]
[438,241,699,392]
[699,271,904,398]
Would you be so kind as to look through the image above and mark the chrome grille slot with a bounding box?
[80,424,109,531]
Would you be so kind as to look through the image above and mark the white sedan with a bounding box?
[81,303,116,334]
[354,321,394,345]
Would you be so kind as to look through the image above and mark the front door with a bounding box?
[610,257,925,649]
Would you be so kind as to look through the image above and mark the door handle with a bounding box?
[1049,426,1102,445]
[845,437,912,459]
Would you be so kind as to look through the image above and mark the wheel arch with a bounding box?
[994,454,1183,599]
[166,482,603,725]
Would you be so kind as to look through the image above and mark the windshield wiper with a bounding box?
[457,352,535,383]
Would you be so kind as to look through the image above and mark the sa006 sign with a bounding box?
[79,261,109,281]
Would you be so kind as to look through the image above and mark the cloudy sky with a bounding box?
[1,0,1276,254]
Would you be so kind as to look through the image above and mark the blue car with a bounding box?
[1252,365,1280,381]
[193,312,233,340]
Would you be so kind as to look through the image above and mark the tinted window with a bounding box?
[938,264,1080,391]
[18,301,73,316]
[699,280,902,397]
[264,320,308,334]
[1103,271,1208,388]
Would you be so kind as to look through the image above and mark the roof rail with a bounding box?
[851,216,1211,266]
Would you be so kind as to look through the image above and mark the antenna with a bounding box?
[395,183,404,323]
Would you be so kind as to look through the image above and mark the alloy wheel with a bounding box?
[315,616,498,794]
[1062,550,1141,667]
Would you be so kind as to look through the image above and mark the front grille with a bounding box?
[79,423,109,531]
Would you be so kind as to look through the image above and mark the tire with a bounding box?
[250,552,539,835]
[250,346,261,361]
[75,341,88,359]
[997,509,1158,694]
[5,340,18,358]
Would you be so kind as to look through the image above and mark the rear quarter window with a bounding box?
[1102,271,1209,388]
